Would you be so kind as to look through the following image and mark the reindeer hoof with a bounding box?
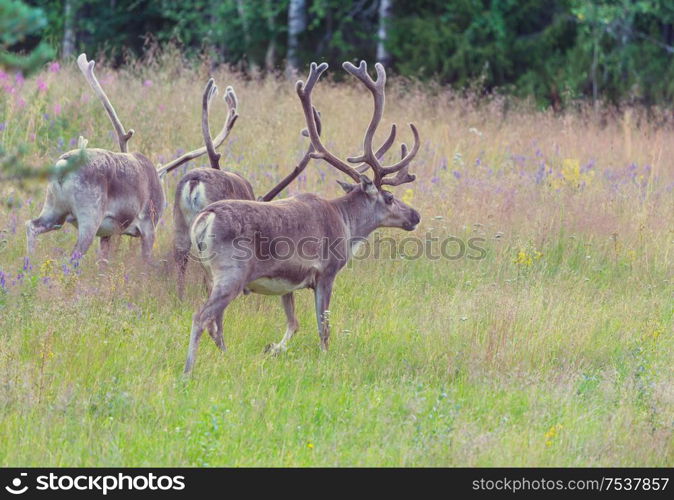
[264,343,285,356]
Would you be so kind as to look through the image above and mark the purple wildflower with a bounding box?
[534,163,547,184]
[581,159,596,173]
[23,256,32,273]
[70,251,82,269]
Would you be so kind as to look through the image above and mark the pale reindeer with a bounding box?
[25,54,235,261]
[174,78,323,297]
[184,60,421,374]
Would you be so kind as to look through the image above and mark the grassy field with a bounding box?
[1,52,673,466]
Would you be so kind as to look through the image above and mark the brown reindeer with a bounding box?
[173,79,253,297]
[183,60,421,374]
[173,79,323,298]
[25,54,234,262]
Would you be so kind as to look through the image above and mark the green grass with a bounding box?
[0,55,673,466]
[0,230,671,466]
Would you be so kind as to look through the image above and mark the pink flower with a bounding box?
[15,73,24,87]
[29,133,36,142]
[143,79,153,87]
[0,70,7,80]
[48,62,61,73]
[16,97,26,108]
[53,103,62,116]
[37,78,48,92]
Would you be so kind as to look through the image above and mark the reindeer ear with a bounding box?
[336,180,356,193]
[359,174,378,195]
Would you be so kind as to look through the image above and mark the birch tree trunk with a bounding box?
[62,0,76,59]
[265,0,277,71]
[286,0,307,77]
[376,0,392,66]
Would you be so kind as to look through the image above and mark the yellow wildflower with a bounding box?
[514,250,533,266]
[40,259,57,279]
[544,424,563,447]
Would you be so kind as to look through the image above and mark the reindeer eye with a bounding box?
[383,192,394,204]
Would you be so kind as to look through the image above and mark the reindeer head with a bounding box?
[336,172,420,231]
[296,60,421,232]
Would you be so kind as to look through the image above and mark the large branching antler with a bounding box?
[296,61,419,189]
[296,62,362,183]
[157,81,239,176]
[77,53,134,153]
[342,60,419,187]
[259,108,322,202]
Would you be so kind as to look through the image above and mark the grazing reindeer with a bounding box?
[183,60,421,374]
[174,79,252,297]
[174,79,323,298]
[25,54,233,261]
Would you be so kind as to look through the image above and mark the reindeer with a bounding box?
[174,78,323,298]
[173,78,252,296]
[183,60,421,374]
[25,54,234,262]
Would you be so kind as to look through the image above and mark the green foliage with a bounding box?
[9,0,674,106]
[389,0,674,106]
[0,0,54,74]
[0,145,87,187]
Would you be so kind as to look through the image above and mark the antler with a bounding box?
[77,53,134,153]
[381,143,416,186]
[297,61,419,189]
[342,60,419,188]
[296,62,362,183]
[202,78,221,169]
[260,108,322,202]
[157,82,239,176]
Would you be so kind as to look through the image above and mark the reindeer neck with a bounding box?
[331,191,379,241]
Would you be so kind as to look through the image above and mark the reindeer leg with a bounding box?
[314,276,335,351]
[72,214,103,258]
[174,244,190,300]
[25,217,64,254]
[26,183,70,254]
[208,308,226,352]
[25,205,68,255]
[265,293,299,355]
[98,236,112,266]
[139,221,156,264]
[173,211,191,299]
[184,276,243,374]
